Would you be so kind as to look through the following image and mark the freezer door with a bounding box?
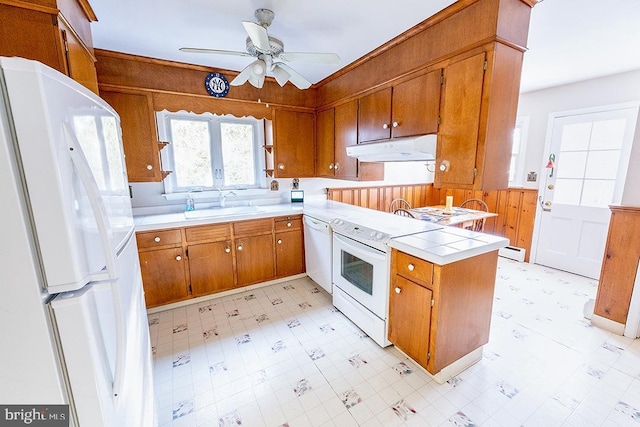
[50,236,153,427]
[0,57,133,293]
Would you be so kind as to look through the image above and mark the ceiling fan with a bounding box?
[180,9,340,90]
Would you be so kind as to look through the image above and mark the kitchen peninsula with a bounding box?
[135,200,508,382]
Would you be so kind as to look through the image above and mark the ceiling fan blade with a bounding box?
[179,47,252,57]
[248,72,265,89]
[242,21,271,52]
[273,63,311,89]
[278,52,340,64]
[271,64,290,87]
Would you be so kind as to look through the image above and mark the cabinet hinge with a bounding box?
[483,60,488,71]
[427,352,431,360]
[185,248,189,257]
[473,168,478,178]
[431,298,434,307]
[440,74,444,85]
[437,116,441,125]
[189,284,192,294]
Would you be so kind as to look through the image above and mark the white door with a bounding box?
[535,105,638,278]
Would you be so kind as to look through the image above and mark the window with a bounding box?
[509,116,529,186]
[157,111,265,193]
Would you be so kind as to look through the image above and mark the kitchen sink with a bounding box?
[184,205,263,219]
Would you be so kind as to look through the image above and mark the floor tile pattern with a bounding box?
[149,258,640,426]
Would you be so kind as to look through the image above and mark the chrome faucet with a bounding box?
[217,187,237,208]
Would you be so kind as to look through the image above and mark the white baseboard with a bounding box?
[498,245,526,262]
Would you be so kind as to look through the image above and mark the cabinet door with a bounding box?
[188,241,235,296]
[334,100,359,179]
[358,88,392,143]
[316,108,336,178]
[235,234,275,285]
[276,230,304,277]
[273,110,315,178]
[58,20,98,94]
[392,70,441,138]
[436,52,486,187]
[388,275,432,368]
[100,90,163,182]
[139,247,188,308]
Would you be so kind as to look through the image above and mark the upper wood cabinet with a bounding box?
[272,109,315,178]
[316,101,383,181]
[358,70,442,143]
[99,89,169,182]
[0,0,98,94]
[435,44,524,190]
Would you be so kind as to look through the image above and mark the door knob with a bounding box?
[548,184,555,190]
[237,245,243,251]
[175,255,182,261]
[407,264,415,271]
[382,123,389,129]
[154,237,161,242]
[329,163,334,170]
[225,247,231,253]
[392,121,398,128]
[544,201,552,207]
[277,239,282,245]
[395,287,402,294]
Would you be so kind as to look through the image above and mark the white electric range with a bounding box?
[330,210,443,347]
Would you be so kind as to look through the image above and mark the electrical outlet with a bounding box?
[527,172,537,182]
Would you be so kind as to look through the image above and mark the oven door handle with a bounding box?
[334,233,387,263]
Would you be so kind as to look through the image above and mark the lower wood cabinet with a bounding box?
[188,241,234,296]
[275,217,305,277]
[138,247,189,308]
[136,214,304,308]
[389,248,498,375]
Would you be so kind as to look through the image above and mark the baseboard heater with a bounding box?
[498,245,526,262]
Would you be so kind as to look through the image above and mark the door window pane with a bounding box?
[581,180,615,207]
[560,122,591,151]
[585,150,620,179]
[341,251,374,296]
[590,119,626,150]
[556,152,587,179]
[554,179,582,205]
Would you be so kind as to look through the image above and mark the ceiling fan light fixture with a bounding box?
[272,64,291,87]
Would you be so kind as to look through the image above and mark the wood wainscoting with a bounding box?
[326,184,538,262]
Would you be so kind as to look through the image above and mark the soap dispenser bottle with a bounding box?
[186,193,195,211]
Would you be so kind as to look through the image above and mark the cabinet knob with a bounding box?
[287,222,292,227]
[392,121,399,128]
[146,164,153,170]
[395,287,402,294]
[382,123,389,129]
[237,245,243,251]
[334,163,340,170]
[175,255,182,261]
[329,163,334,170]
[439,160,450,172]
[154,237,161,243]
[225,247,231,253]
[278,163,285,170]
[277,239,283,245]
[407,263,415,271]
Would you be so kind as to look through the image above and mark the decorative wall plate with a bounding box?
[204,72,229,97]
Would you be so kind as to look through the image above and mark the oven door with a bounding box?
[332,233,388,319]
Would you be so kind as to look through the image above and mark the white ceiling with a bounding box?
[88,0,640,93]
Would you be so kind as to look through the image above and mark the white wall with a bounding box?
[517,69,640,204]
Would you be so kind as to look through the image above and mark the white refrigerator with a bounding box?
[0,57,153,426]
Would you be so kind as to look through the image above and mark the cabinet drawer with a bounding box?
[137,229,182,249]
[395,251,433,286]
[185,223,231,242]
[275,217,302,232]
[233,218,273,237]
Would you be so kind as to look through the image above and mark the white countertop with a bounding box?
[133,200,508,264]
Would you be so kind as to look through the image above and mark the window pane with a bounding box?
[220,122,255,187]
[171,119,213,188]
[512,127,521,154]
[560,122,591,151]
[581,180,615,207]
[585,150,620,179]
[556,151,587,179]
[590,118,626,150]
[509,155,516,182]
[554,179,582,206]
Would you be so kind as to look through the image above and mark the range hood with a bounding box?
[346,134,437,162]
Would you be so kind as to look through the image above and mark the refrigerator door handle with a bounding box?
[64,123,126,403]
